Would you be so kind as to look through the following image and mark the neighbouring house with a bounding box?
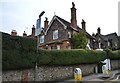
[38,2,94,50]
[92,27,119,50]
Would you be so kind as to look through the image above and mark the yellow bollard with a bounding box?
[106,69,109,75]
[74,68,82,81]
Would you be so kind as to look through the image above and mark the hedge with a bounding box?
[37,49,107,66]
[2,32,120,70]
[2,32,37,70]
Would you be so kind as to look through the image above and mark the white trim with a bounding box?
[45,15,67,35]
[70,25,78,31]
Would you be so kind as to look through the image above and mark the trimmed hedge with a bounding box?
[2,32,37,70]
[37,49,107,66]
[108,50,120,60]
[2,32,120,70]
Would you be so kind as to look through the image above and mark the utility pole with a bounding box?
[35,11,45,81]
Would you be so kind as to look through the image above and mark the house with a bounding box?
[92,27,119,50]
[38,2,94,50]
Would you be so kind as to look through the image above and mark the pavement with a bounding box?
[59,69,120,83]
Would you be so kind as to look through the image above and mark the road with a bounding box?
[58,70,120,83]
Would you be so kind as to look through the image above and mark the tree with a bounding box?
[71,31,88,49]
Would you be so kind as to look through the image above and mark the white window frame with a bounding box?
[53,30,58,39]
[40,35,44,43]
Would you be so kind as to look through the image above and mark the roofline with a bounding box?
[45,15,67,35]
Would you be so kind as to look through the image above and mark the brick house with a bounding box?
[38,2,94,50]
[92,27,119,50]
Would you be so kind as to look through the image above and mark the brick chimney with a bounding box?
[81,19,86,31]
[23,31,27,37]
[11,30,17,36]
[44,17,49,29]
[97,27,101,34]
[31,25,35,36]
[71,2,77,29]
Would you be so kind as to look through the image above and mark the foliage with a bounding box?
[2,32,120,70]
[2,32,37,70]
[71,31,88,49]
[108,50,120,60]
[37,49,107,66]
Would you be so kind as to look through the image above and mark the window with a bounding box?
[108,41,110,46]
[53,30,58,39]
[40,35,44,43]
[68,32,71,38]
[115,42,117,47]
[57,45,60,50]
[99,42,101,48]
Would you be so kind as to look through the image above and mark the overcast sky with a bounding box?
[0,0,119,36]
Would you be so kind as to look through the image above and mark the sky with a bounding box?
[0,0,120,36]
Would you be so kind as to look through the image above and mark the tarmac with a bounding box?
[59,69,120,83]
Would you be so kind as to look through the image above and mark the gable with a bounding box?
[45,15,67,35]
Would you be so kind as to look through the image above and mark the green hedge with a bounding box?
[2,32,37,70]
[2,32,120,70]
[37,49,107,66]
[104,48,120,60]
[108,50,120,60]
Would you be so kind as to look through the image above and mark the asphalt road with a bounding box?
[58,70,120,83]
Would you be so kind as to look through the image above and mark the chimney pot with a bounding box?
[81,19,86,31]
[23,31,27,37]
[97,27,101,34]
[31,25,35,36]
[11,30,17,36]
[44,17,49,29]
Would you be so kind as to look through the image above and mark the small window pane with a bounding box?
[40,35,44,43]
[53,30,58,39]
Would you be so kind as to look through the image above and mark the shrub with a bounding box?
[37,49,107,66]
[2,32,37,70]
[108,50,120,60]
[2,32,120,70]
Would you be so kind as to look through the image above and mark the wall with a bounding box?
[2,60,119,81]
[111,60,120,70]
[2,64,96,81]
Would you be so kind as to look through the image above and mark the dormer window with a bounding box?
[40,35,44,43]
[53,30,58,39]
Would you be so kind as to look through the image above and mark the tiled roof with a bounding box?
[97,32,118,41]
[55,15,93,38]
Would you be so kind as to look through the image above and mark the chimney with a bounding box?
[97,27,101,34]
[11,30,17,36]
[23,31,27,37]
[81,19,86,31]
[44,17,49,29]
[92,33,95,37]
[32,25,35,36]
[71,2,77,29]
